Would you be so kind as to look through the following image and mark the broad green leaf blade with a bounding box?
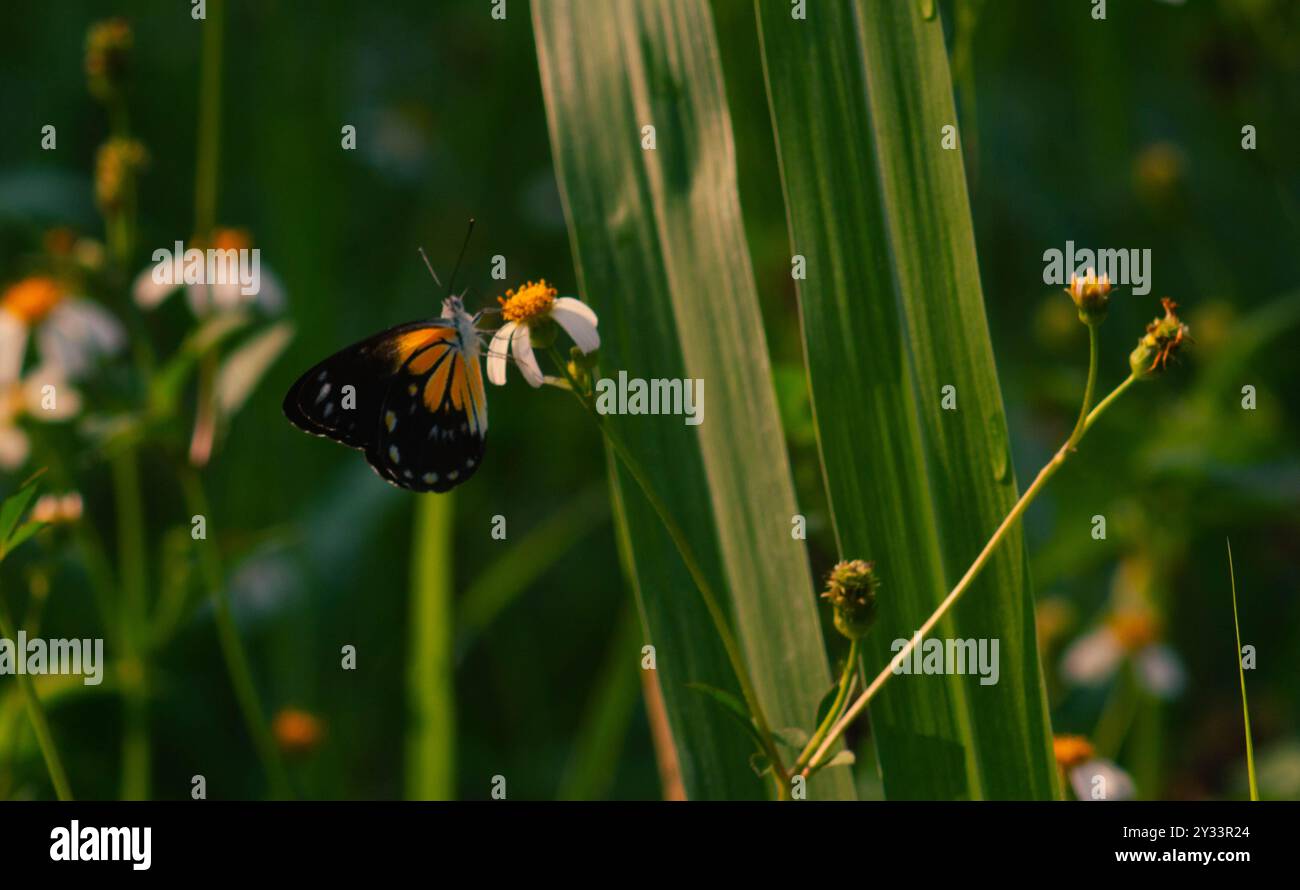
[756,0,1057,799]
[534,0,853,800]
[1226,539,1258,801]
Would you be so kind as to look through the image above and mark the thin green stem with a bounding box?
[1227,539,1258,801]
[406,494,456,800]
[111,450,150,800]
[194,0,224,241]
[547,348,789,791]
[1068,324,1101,448]
[180,471,292,799]
[794,638,859,773]
[805,371,1139,774]
[0,590,73,801]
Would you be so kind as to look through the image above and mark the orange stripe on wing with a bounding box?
[424,349,459,411]
[465,355,487,433]
[390,327,454,370]
[408,341,450,375]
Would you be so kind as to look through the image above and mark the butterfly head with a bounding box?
[440,294,482,357]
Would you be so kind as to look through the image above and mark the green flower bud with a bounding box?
[821,559,879,641]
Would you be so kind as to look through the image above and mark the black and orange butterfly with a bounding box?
[283,237,490,492]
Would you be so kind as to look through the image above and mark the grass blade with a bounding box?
[534,0,853,800]
[755,0,1057,798]
[1226,539,1258,801]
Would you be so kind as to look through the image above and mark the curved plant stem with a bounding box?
[794,638,859,773]
[0,590,73,801]
[1068,324,1101,448]
[547,348,789,794]
[180,471,291,799]
[805,368,1140,774]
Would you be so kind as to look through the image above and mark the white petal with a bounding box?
[552,296,598,327]
[1060,627,1123,686]
[0,425,30,470]
[21,367,81,419]
[551,304,601,354]
[1070,759,1136,801]
[0,310,28,387]
[133,266,181,309]
[1135,644,1186,699]
[512,324,544,388]
[486,322,515,386]
[38,299,125,379]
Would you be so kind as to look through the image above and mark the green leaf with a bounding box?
[823,750,856,770]
[756,0,1057,798]
[534,0,853,801]
[0,474,43,552]
[4,521,46,557]
[773,727,810,751]
[1227,539,1258,801]
[686,682,767,754]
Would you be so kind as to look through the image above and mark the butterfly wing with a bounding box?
[367,330,488,492]
[282,321,456,450]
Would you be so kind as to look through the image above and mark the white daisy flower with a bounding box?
[132,227,285,317]
[486,280,599,388]
[0,276,124,386]
[0,365,83,470]
[1061,607,1186,700]
[1054,735,1136,801]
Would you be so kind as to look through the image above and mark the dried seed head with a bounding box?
[1129,297,1191,378]
[822,559,880,640]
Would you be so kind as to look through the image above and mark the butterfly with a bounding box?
[282,292,489,493]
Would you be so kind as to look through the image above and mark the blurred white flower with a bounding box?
[0,365,82,470]
[487,280,599,387]
[133,228,284,317]
[1054,734,1137,801]
[1070,758,1137,801]
[1061,607,1186,700]
[0,276,124,386]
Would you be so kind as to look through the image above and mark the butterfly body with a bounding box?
[283,296,487,492]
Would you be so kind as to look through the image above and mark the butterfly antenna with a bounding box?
[417,247,443,289]
[447,217,476,297]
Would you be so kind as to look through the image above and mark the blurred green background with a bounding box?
[1,0,1296,800]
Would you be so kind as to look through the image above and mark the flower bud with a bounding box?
[1066,267,1111,326]
[821,559,879,640]
[85,18,133,101]
[95,138,149,215]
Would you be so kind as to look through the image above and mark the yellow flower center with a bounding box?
[2,276,66,324]
[498,280,557,324]
[1053,734,1095,769]
[1106,609,1159,651]
[210,227,252,251]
